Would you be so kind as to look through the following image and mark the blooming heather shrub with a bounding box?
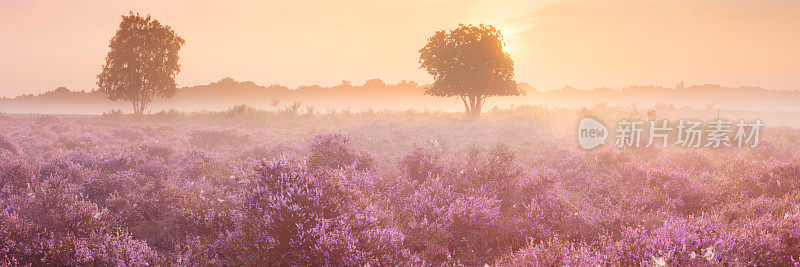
[39,154,93,183]
[642,217,724,264]
[663,150,716,173]
[136,157,172,179]
[0,134,18,154]
[714,215,789,265]
[35,115,60,124]
[720,196,794,223]
[308,133,357,169]
[113,127,145,142]
[758,163,800,198]
[2,114,800,264]
[239,142,299,161]
[353,151,377,171]
[450,144,527,209]
[398,146,444,182]
[179,182,239,240]
[190,129,250,148]
[524,189,606,243]
[392,177,504,265]
[773,212,800,262]
[102,180,201,252]
[0,154,37,194]
[644,169,712,214]
[7,179,103,238]
[595,147,632,167]
[487,143,515,170]
[71,231,158,266]
[172,148,232,187]
[751,139,793,161]
[99,149,147,174]
[725,162,799,199]
[61,149,99,168]
[390,143,609,264]
[0,168,158,265]
[82,170,141,204]
[496,238,602,266]
[140,142,174,159]
[0,113,15,122]
[308,133,374,171]
[596,211,800,266]
[183,158,408,265]
[0,210,157,265]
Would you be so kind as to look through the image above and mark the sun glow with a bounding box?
[495,25,516,55]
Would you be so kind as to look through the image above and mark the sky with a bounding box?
[1,0,799,97]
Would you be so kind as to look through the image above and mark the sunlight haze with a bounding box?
[1,0,798,97]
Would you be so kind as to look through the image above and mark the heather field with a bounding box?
[1,107,800,266]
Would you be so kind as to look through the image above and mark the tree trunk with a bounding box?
[460,95,471,116]
[474,96,483,118]
[135,85,147,116]
[460,95,486,119]
[465,95,483,119]
[140,99,148,115]
[132,100,145,115]
[132,101,140,115]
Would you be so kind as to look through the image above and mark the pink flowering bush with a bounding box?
[398,146,444,182]
[0,134,18,154]
[308,133,375,171]
[0,112,798,265]
[180,158,409,265]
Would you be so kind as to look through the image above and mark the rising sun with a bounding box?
[494,25,515,55]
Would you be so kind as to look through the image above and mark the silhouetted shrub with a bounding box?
[225,104,257,116]
[101,109,124,121]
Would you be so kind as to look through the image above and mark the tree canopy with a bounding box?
[98,12,185,115]
[419,24,520,118]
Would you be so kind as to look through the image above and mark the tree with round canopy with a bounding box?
[419,24,521,118]
[98,12,185,115]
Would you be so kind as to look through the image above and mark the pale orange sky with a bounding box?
[1,0,799,97]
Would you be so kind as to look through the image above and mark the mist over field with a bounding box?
[4,78,800,126]
[2,0,800,266]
